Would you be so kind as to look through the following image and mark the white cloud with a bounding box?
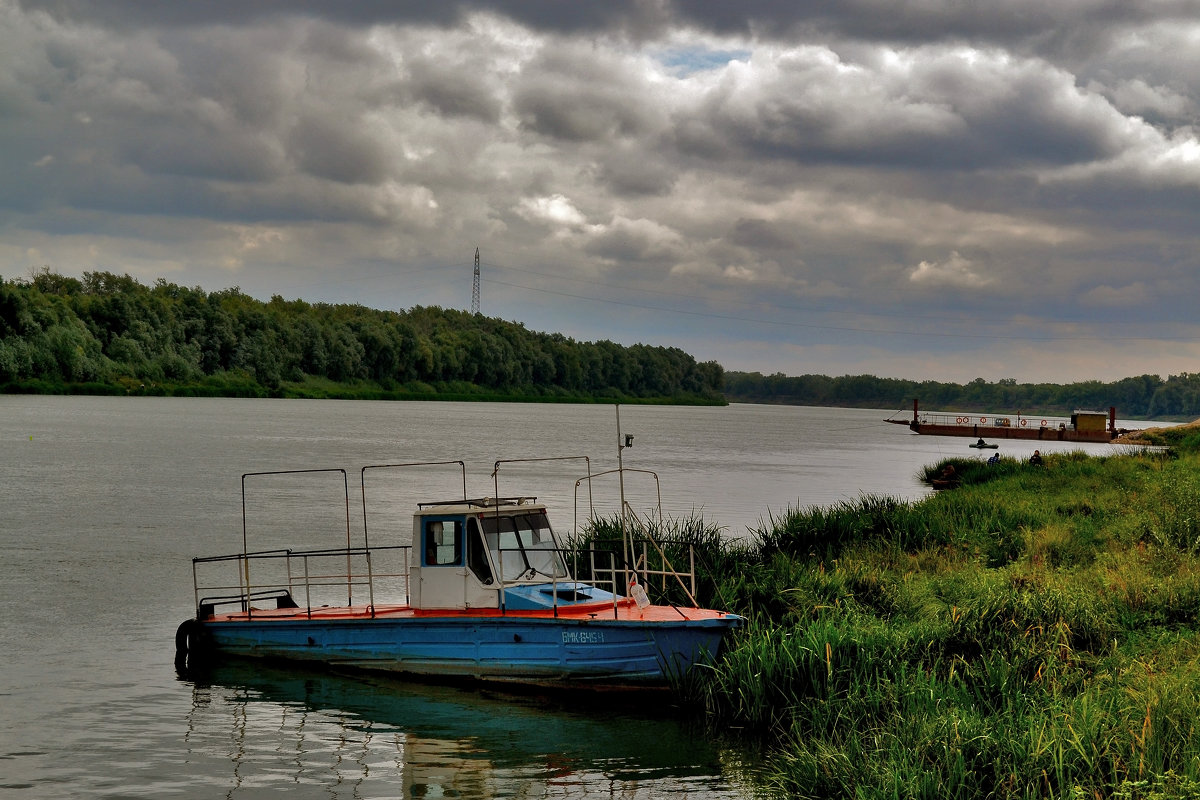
[1041,126,1200,188]
[909,252,991,288]
[517,194,590,228]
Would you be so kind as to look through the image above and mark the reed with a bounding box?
[681,447,1200,799]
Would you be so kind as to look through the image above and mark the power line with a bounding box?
[262,249,1196,344]
[482,275,1195,344]
[480,255,1164,331]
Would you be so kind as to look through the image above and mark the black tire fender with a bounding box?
[176,618,211,663]
[175,619,198,657]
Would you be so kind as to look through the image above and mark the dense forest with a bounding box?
[725,370,1200,419]
[7,268,1198,416]
[0,270,724,403]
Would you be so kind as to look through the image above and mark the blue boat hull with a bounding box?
[196,615,735,686]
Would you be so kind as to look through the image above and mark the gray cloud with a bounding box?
[5,0,1200,383]
[676,46,1134,170]
[594,145,679,196]
[16,0,1198,46]
[513,48,666,142]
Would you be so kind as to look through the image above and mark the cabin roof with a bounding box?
[415,496,544,515]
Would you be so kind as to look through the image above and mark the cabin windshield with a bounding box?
[480,512,569,582]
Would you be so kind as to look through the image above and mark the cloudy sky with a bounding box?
[4,1,1200,383]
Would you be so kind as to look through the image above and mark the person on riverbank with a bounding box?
[1029,450,1044,466]
[932,464,960,489]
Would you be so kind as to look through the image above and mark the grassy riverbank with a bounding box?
[0,374,726,405]
[608,444,1200,798]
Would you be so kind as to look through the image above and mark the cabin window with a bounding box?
[481,515,527,582]
[423,519,462,566]
[515,512,569,579]
[467,518,493,584]
[480,512,569,582]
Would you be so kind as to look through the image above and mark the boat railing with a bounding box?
[571,468,663,536]
[492,546,625,619]
[193,544,412,620]
[632,533,698,606]
[488,534,701,616]
[915,410,1073,430]
[577,525,702,611]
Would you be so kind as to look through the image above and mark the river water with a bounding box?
[0,396,1147,798]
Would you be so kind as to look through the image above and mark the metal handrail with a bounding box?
[572,467,662,532]
[915,410,1073,429]
[625,511,699,608]
[491,546,623,619]
[193,545,412,619]
[360,461,467,549]
[492,456,592,515]
[241,468,352,605]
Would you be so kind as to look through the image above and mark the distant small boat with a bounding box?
[969,441,999,449]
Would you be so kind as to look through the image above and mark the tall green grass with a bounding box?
[658,447,1200,799]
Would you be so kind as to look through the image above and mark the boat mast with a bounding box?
[615,404,633,590]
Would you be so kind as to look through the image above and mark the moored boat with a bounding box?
[887,399,1123,443]
[176,445,741,690]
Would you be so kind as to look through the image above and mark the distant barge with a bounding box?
[886,399,1122,443]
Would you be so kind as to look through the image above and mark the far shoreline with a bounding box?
[0,377,727,407]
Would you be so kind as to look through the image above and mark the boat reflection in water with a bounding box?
[181,658,753,799]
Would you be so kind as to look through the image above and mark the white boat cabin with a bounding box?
[409,496,595,611]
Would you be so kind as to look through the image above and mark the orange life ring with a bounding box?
[1020,419,1027,427]
[980,417,986,424]
[1041,419,1047,427]
[956,416,963,424]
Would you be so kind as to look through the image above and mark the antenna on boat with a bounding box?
[615,404,634,591]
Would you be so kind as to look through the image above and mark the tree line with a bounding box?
[9,267,1195,415]
[0,270,724,403]
[725,370,1200,419]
